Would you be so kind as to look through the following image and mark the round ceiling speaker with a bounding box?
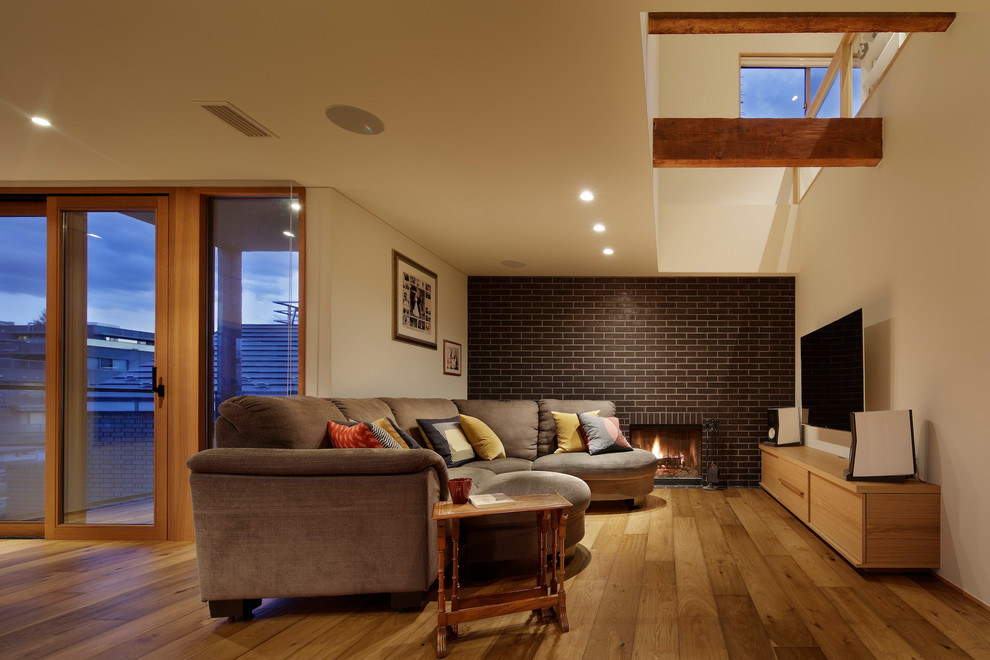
[325,105,385,135]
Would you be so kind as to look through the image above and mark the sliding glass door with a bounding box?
[48,197,168,539]
[0,202,48,536]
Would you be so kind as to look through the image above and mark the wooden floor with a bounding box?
[2,487,989,659]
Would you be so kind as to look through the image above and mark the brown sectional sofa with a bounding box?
[187,395,657,618]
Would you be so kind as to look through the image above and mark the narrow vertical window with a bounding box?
[209,197,300,436]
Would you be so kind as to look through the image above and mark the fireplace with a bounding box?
[629,423,702,485]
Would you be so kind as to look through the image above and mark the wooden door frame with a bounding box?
[45,195,170,540]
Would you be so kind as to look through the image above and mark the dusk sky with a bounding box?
[1,213,297,330]
[741,67,862,119]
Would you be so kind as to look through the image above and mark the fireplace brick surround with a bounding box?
[467,277,795,486]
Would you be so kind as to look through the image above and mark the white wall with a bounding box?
[796,13,990,605]
[651,32,838,273]
[304,188,468,399]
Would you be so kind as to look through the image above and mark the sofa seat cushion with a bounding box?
[533,447,657,480]
[455,457,533,475]
[475,471,591,511]
[446,465,498,493]
[454,399,539,460]
[215,396,347,449]
[458,471,591,562]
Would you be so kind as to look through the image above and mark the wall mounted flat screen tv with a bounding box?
[800,308,864,432]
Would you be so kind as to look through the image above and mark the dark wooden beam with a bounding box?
[648,12,955,35]
[653,118,883,168]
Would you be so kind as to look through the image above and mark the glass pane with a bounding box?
[62,210,156,525]
[210,198,299,436]
[740,68,806,118]
[0,215,46,522]
[810,67,863,118]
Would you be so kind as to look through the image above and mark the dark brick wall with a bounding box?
[467,277,795,486]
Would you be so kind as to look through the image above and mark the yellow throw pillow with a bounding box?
[458,414,507,460]
[373,417,410,449]
[552,410,599,454]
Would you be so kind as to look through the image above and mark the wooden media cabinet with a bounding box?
[760,443,940,569]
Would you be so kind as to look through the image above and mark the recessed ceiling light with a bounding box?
[290,201,301,211]
[31,116,51,127]
[579,190,594,202]
[603,248,614,255]
[325,105,385,135]
[499,260,527,268]
[283,231,295,238]
[593,223,606,232]
[791,95,799,102]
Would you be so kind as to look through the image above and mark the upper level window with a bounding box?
[740,33,906,120]
[740,56,862,118]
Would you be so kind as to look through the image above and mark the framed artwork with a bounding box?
[393,250,437,349]
[443,340,462,376]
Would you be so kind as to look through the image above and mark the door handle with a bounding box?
[151,366,165,398]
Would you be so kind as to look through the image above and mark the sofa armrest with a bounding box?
[187,447,449,603]
[187,448,449,498]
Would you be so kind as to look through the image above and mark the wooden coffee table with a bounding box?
[431,492,572,658]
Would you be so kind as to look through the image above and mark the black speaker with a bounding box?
[767,407,801,446]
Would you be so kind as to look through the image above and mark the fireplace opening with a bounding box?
[629,423,702,484]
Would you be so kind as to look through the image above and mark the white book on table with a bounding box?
[468,493,514,507]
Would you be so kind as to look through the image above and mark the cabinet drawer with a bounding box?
[762,451,810,521]
[809,474,864,564]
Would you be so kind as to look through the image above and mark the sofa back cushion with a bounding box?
[215,395,346,449]
[454,399,539,460]
[537,399,616,456]
[381,397,460,447]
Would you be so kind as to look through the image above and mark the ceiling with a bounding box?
[0,1,955,276]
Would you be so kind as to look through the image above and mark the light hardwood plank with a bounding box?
[693,508,749,597]
[677,615,729,660]
[673,516,718,618]
[631,561,677,660]
[720,524,816,649]
[714,595,774,660]
[765,555,874,659]
[884,573,990,658]
[821,586,926,659]
[582,533,646,659]
[0,488,987,659]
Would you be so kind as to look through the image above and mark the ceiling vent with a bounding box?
[198,101,277,138]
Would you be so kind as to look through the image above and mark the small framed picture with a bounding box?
[393,250,437,350]
[443,340,462,376]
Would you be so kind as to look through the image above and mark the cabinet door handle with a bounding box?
[779,478,805,498]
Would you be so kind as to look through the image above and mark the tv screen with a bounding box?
[800,309,864,432]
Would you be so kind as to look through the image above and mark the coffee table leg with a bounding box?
[450,518,460,638]
[556,510,569,632]
[436,520,447,658]
[537,511,554,622]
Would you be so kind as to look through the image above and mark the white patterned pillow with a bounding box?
[366,422,403,449]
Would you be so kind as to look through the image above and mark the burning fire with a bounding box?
[651,438,684,469]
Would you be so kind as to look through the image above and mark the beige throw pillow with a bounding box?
[552,410,599,453]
